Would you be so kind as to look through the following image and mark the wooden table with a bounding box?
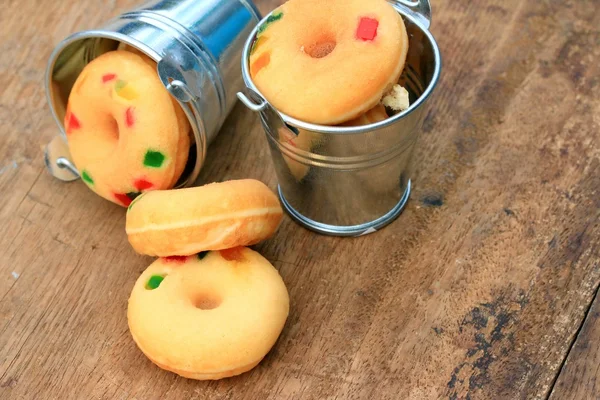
[1,0,599,398]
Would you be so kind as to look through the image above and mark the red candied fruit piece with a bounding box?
[220,247,246,262]
[65,112,81,134]
[114,193,133,207]
[125,107,135,128]
[102,73,117,83]
[356,17,379,41]
[134,178,153,191]
[163,255,188,263]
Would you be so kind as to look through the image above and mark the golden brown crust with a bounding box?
[126,179,283,256]
[133,337,263,380]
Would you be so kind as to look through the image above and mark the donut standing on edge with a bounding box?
[65,50,190,207]
[125,179,284,256]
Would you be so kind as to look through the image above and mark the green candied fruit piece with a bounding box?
[257,11,283,36]
[145,274,165,290]
[197,251,209,260]
[114,79,127,92]
[81,170,94,185]
[143,150,166,168]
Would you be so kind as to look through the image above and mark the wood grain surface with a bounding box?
[1,0,599,399]
[550,288,600,400]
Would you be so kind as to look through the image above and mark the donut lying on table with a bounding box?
[128,248,289,380]
[64,50,190,206]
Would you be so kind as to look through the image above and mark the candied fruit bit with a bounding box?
[143,150,166,168]
[114,193,133,206]
[125,107,135,128]
[115,80,127,91]
[81,170,94,185]
[146,275,165,290]
[66,112,81,134]
[257,11,283,36]
[197,251,209,260]
[356,17,379,41]
[102,73,117,83]
[134,178,153,191]
[164,255,188,263]
[115,80,138,100]
[251,52,271,77]
[251,35,269,55]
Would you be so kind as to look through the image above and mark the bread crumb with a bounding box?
[382,84,410,111]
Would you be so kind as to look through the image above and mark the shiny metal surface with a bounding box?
[392,0,431,29]
[44,0,260,187]
[43,136,79,182]
[238,3,441,236]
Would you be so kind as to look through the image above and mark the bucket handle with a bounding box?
[44,135,80,182]
[237,92,267,112]
[237,89,300,144]
[237,90,285,128]
[391,0,431,30]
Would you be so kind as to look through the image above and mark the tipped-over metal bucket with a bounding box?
[45,0,261,187]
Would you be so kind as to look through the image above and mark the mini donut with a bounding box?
[249,0,409,125]
[127,248,289,380]
[65,50,190,206]
[126,179,283,256]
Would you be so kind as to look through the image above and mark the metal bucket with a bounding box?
[237,0,441,236]
[44,0,261,186]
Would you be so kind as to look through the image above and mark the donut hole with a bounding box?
[106,115,120,141]
[192,293,222,310]
[304,37,337,59]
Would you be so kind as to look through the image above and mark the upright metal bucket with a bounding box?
[44,0,261,186]
[238,0,442,236]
